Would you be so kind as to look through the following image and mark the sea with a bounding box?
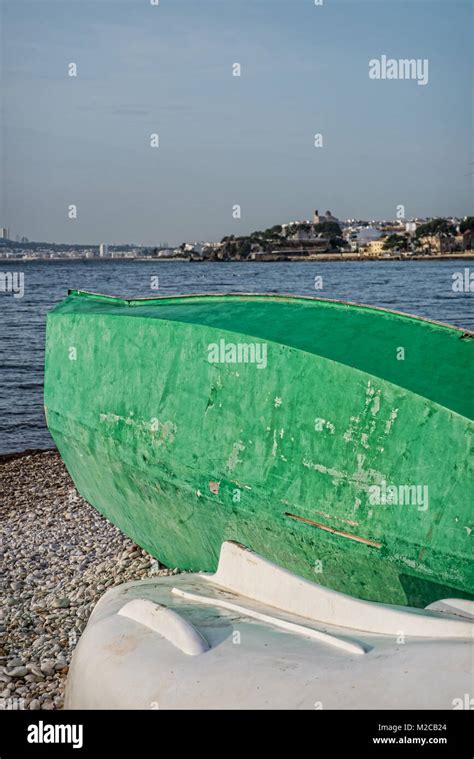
[0,258,472,454]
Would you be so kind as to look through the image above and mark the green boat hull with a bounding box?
[44,292,474,608]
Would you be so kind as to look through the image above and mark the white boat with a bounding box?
[65,541,473,710]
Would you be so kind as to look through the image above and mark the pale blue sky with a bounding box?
[1,0,473,245]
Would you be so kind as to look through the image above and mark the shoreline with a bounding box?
[0,447,56,465]
[1,253,474,263]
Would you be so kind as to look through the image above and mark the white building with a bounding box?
[183,242,207,255]
[0,227,10,239]
[356,227,382,244]
[99,243,109,257]
[289,227,315,241]
[343,225,382,252]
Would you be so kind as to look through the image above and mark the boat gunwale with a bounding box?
[66,289,474,338]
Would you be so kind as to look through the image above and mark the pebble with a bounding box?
[6,658,22,669]
[52,597,70,609]
[6,666,28,678]
[1,450,177,710]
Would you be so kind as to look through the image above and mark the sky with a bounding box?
[1,0,473,245]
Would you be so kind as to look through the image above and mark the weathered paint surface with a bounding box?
[44,292,474,607]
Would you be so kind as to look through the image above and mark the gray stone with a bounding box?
[6,658,22,669]
[6,666,28,678]
[52,597,70,609]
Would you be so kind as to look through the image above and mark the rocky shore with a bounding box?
[0,449,177,711]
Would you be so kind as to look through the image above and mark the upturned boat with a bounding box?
[65,541,474,710]
[44,291,474,607]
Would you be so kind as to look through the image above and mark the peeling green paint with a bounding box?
[44,292,474,607]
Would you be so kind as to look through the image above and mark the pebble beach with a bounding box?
[0,449,177,711]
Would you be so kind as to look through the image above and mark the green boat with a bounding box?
[44,291,474,608]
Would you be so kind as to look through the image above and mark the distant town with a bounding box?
[1,209,473,262]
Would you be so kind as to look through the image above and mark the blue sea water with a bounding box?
[0,258,472,453]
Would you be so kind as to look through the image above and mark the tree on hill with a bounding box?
[460,217,474,233]
[329,236,345,251]
[383,234,408,251]
[236,240,252,258]
[415,219,455,238]
[314,221,342,237]
[261,225,282,238]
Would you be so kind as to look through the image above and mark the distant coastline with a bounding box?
[2,253,474,263]
[2,214,473,264]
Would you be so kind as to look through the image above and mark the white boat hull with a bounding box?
[65,542,473,710]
